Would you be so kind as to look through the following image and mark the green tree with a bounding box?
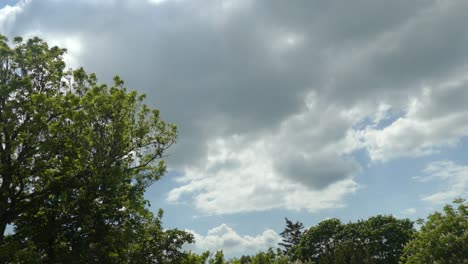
[294,218,344,263]
[279,218,304,254]
[239,255,252,264]
[0,35,192,262]
[228,248,293,264]
[400,198,468,264]
[295,216,414,264]
[181,251,211,264]
[209,250,226,264]
[0,35,68,242]
[335,215,414,264]
[361,215,413,263]
[250,248,292,264]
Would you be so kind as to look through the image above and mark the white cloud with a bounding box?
[418,160,468,204]
[168,95,360,214]
[48,35,83,69]
[402,208,417,215]
[359,76,468,161]
[166,71,468,214]
[147,0,170,5]
[0,0,84,70]
[22,31,84,69]
[187,224,281,256]
[0,0,30,34]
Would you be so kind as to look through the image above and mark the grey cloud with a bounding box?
[276,154,359,190]
[324,0,468,105]
[255,0,434,44]
[416,79,468,119]
[206,158,242,174]
[4,0,468,212]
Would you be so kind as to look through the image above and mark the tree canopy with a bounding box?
[278,218,304,254]
[0,34,192,262]
[294,215,414,264]
[400,198,467,264]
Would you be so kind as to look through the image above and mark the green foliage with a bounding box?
[181,251,211,264]
[294,216,414,264]
[210,250,226,264]
[0,34,191,262]
[220,248,298,264]
[239,255,253,264]
[248,248,292,264]
[279,218,304,255]
[179,248,306,264]
[294,218,344,263]
[174,201,463,264]
[400,198,468,264]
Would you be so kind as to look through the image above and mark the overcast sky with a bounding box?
[2,0,468,257]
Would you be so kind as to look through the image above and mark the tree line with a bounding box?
[0,35,466,263]
[178,198,466,264]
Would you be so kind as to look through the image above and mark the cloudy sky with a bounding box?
[2,0,468,257]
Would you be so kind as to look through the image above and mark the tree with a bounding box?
[295,216,414,264]
[361,215,413,263]
[0,35,68,242]
[294,218,343,263]
[279,218,304,254]
[0,35,192,262]
[400,198,468,264]
[209,250,226,264]
[180,251,211,264]
[239,255,252,264]
[227,248,292,264]
[336,215,414,264]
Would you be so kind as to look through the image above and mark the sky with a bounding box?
[1,0,468,258]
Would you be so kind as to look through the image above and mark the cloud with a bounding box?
[0,0,30,34]
[402,208,417,215]
[3,0,468,214]
[167,95,361,214]
[416,160,468,205]
[360,76,468,161]
[186,224,281,256]
[322,0,468,105]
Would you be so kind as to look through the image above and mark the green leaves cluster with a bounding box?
[279,218,305,254]
[183,249,294,264]
[293,215,414,264]
[400,198,467,264]
[217,199,465,264]
[0,35,191,263]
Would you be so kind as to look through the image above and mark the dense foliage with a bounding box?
[0,35,192,263]
[294,215,414,263]
[279,218,304,254]
[400,198,467,264]
[180,200,466,264]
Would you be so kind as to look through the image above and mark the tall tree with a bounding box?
[278,217,304,254]
[0,35,192,262]
[400,198,467,264]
